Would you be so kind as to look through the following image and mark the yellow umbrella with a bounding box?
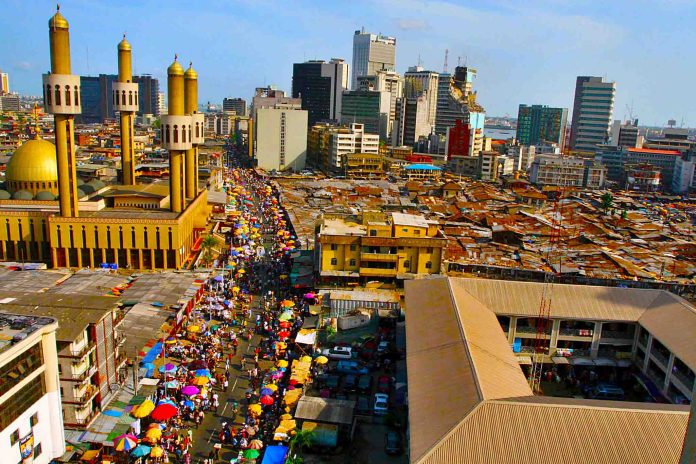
[146,427,162,440]
[150,446,164,458]
[193,376,210,386]
[131,399,155,418]
[187,325,201,333]
[276,360,288,368]
[274,426,288,434]
[280,413,293,421]
[263,383,278,392]
[249,404,262,415]
[280,419,296,431]
[314,356,329,365]
[237,269,246,274]
[300,355,312,363]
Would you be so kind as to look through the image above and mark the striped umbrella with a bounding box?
[113,433,138,452]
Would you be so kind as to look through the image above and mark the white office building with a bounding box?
[404,66,439,130]
[0,313,65,464]
[329,123,379,171]
[569,76,616,154]
[255,108,308,172]
[357,70,403,142]
[351,30,396,89]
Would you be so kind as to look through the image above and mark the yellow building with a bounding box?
[342,153,386,179]
[0,7,209,270]
[316,211,445,286]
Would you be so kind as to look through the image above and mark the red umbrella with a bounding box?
[278,321,292,329]
[278,330,290,339]
[151,403,178,421]
[259,395,274,406]
[288,379,298,386]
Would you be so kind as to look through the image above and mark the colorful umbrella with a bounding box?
[164,380,179,389]
[113,433,138,452]
[278,313,292,322]
[158,363,177,373]
[263,384,278,392]
[314,356,329,365]
[130,444,151,458]
[248,403,262,415]
[280,419,296,431]
[300,355,312,363]
[279,321,292,329]
[157,398,177,407]
[278,331,291,339]
[248,439,263,450]
[131,399,155,418]
[150,446,165,458]
[194,369,212,377]
[181,385,200,396]
[280,413,293,420]
[145,427,162,440]
[276,359,288,368]
[151,403,178,421]
[193,376,210,386]
[260,395,274,405]
[243,449,260,459]
[187,325,201,333]
[280,300,294,307]
[260,388,273,396]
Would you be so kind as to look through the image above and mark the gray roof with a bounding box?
[294,396,356,425]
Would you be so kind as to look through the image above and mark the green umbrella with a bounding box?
[243,449,260,459]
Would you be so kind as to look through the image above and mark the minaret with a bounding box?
[160,56,190,213]
[184,62,203,198]
[44,5,80,217]
[114,35,138,185]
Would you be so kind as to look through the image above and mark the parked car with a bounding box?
[356,395,372,415]
[321,346,354,360]
[342,374,358,392]
[377,375,391,393]
[334,360,370,375]
[357,374,373,393]
[374,393,389,415]
[377,340,390,354]
[316,374,340,392]
[384,430,403,455]
[583,383,625,401]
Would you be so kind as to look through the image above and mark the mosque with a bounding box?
[0,7,209,269]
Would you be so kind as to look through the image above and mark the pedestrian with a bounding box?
[224,378,229,391]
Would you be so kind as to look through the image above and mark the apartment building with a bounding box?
[315,211,446,286]
[597,146,683,190]
[530,154,606,188]
[341,153,386,179]
[308,123,379,172]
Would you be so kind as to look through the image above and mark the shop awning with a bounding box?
[295,329,317,345]
[570,357,595,366]
[515,354,532,365]
[551,356,570,365]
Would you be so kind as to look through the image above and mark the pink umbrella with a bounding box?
[304,292,315,299]
[181,385,200,396]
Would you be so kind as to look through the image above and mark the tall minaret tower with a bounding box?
[184,62,203,198]
[43,5,80,217]
[114,35,138,185]
[160,56,191,213]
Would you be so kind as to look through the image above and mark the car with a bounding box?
[334,360,369,375]
[357,374,373,393]
[356,395,371,415]
[374,393,389,415]
[322,346,354,360]
[377,340,390,354]
[583,383,625,401]
[384,430,403,455]
[377,375,391,393]
[342,374,358,392]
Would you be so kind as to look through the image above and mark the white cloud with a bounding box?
[397,19,429,30]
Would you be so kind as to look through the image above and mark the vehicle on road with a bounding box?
[374,393,389,415]
[377,375,391,393]
[356,395,372,415]
[334,360,369,375]
[342,374,358,392]
[377,340,390,354]
[583,383,625,401]
[384,430,403,455]
[321,346,354,360]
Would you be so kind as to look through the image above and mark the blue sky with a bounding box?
[1,0,694,126]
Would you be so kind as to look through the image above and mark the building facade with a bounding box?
[78,74,160,123]
[435,66,478,136]
[339,90,391,140]
[404,66,439,129]
[393,93,431,147]
[328,123,379,172]
[255,108,308,172]
[222,97,247,116]
[351,30,396,89]
[292,59,349,127]
[342,152,385,179]
[0,312,64,464]
[597,146,683,190]
[609,119,640,148]
[0,70,8,94]
[516,104,568,149]
[569,76,616,155]
[530,154,606,188]
[356,70,403,142]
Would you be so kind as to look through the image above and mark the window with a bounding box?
[330,244,337,251]
[173,125,179,143]
[426,247,433,253]
[10,429,19,446]
[33,443,42,459]
[369,230,377,237]
[330,258,337,265]
[414,230,421,235]
[349,245,356,251]
[349,259,356,266]
[425,261,432,269]
[30,412,38,426]
[403,261,410,268]
[54,85,61,105]
[45,85,51,105]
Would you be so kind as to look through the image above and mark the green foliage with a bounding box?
[600,192,613,213]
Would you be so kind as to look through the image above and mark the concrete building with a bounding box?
[78,73,161,123]
[222,97,246,116]
[404,66,439,129]
[516,104,568,150]
[351,30,396,89]
[251,86,301,122]
[609,119,640,148]
[340,90,391,140]
[445,119,485,161]
[644,128,696,153]
[0,93,21,112]
[597,146,683,190]
[569,76,616,155]
[356,70,403,142]
[342,152,385,179]
[530,154,606,188]
[435,66,478,136]
[672,156,695,194]
[0,70,8,94]
[255,107,308,172]
[315,211,445,286]
[0,312,64,464]
[393,93,431,147]
[478,151,500,181]
[507,145,536,171]
[329,123,379,172]
[292,59,349,127]
[624,164,661,192]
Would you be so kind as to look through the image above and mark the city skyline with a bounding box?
[1,0,694,126]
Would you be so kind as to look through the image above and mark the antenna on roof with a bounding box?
[443,49,448,73]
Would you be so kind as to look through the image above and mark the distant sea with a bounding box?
[484,127,516,139]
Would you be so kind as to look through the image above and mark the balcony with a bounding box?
[360,252,399,262]
[62,365,97,383]
[66,408,100,429]
[558,328,594,338]
[515,326,551,338]
[72,384,99,404]
[672,370,695,392]
[60,340,96,359]
[359,267,397,277]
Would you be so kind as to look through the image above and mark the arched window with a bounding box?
[122,90,126,106]
[65,85,71,106]
[188,125,192,142]
[74,86,79,106]
[182,125,186,143]
[135,92,138,106]
[195,123,200,138]
[55,85,61,105]
[128,91,133,106]
[173,125,178,143]
[46,85,52,105]
[165,125,170,143]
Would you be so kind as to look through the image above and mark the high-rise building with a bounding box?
[222,97,247,116]
[292,59,349,127]
[351,30,396,89]
[329,123,379,172]
[340,90,391,140]
[404,66,439,130]
[0,94,21,112]
[255,108,308,172]
[516,105,568,150]
[0,69,9,94]
[78,73,160,123]
[435,66,478,136]
[251,86,301,121]
[609,119,640,148]
[356,70,403,142]
[569,76,616,154]
[134,74,161,116]
[393,94,431,147]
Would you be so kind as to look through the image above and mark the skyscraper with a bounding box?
[393,94,431,147]
[340,90,391,140]
[292,59,349,126]
[222,97,247,116]
[516,104,568,149]
[404,66,439,130]
[351,30,396,89]
[569,76,616,154]
[78,73,160,123]
[435,66,479,136]
[356,70,403,142]
[0,69,9,94]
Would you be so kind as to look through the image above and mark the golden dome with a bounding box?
[168,56,184,76]
[184,62,198,80]
[49,6,69,29]
[6,139,58,184]
[118,35,132,51]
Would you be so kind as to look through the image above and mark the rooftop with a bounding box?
[626,147,682,155]
[0,311,56,354]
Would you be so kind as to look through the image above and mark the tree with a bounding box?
[288,429,315,462]
[200,234,220,267]
[600,192,613,214]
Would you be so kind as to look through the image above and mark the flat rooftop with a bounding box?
[0,311,56,354]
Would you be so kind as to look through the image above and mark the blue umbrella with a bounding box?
[183,399,195,409]
[195,369,211,378]
[157,398,177,407]
[130,444,151,458]
[213,275,223,282]
[260,387,273,396]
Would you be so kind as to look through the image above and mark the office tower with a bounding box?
[222,97,247,116]
[292,59,349,127]
[0,69,9,94]
[516,105,568,149]
[252,86,301,120]
[404,66,438,129]
[569,76,616,154]
[255,107,308,171]
[609,119,640,148]
[393,94,431,147]
[340,90,391,140]
[157,91,166,115]
[134,74,161,116]
[78,73,160,123]
[114,35,138,185]
[0,94,21,112]
[435,66,480,135]
[351,29,396,89]
[356,70,403,141]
